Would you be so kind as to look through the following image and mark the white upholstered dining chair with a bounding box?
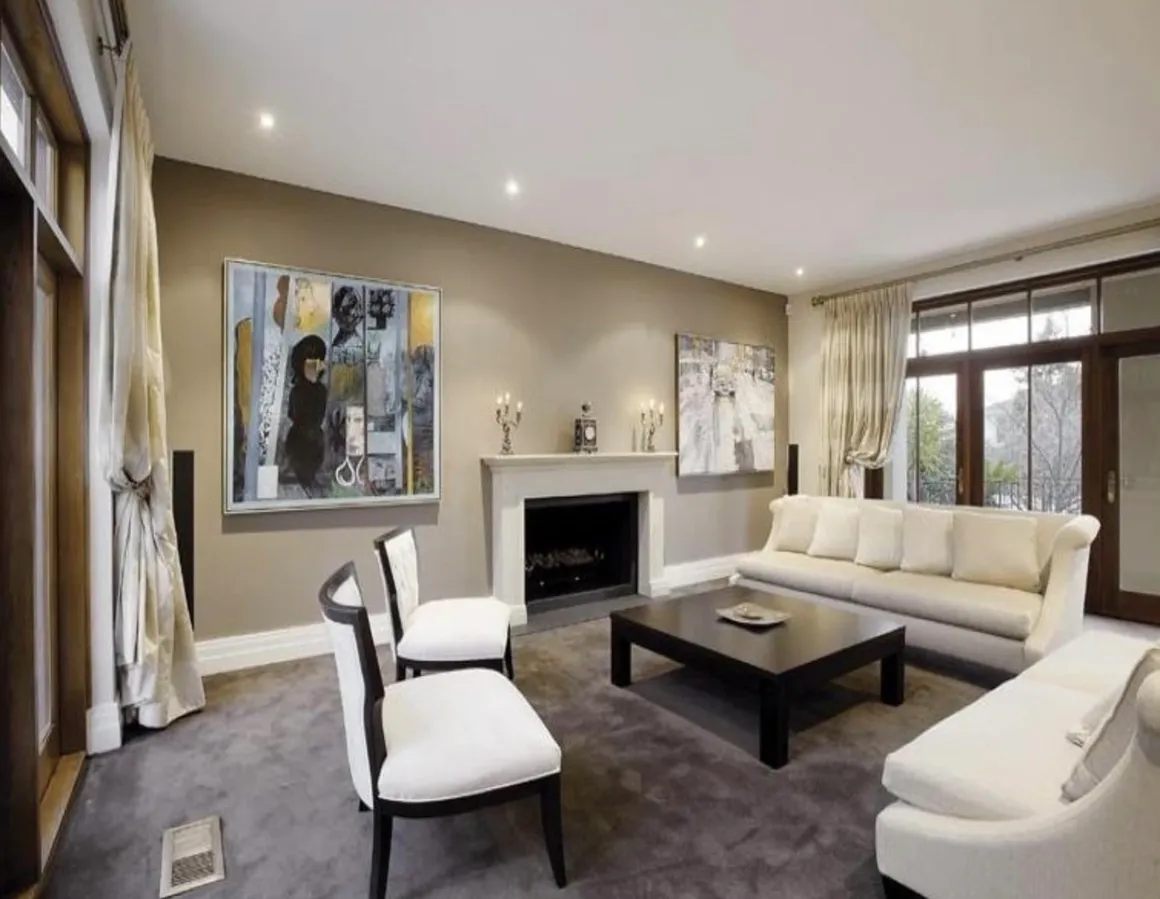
[318,562,566,898]
[373,528,513,681]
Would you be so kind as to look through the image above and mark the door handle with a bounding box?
[1107,470,1117,505]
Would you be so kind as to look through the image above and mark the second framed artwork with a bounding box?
[676,333,775,476]
[223,259,440,513]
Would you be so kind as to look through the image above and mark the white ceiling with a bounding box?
[126,0,1160,294]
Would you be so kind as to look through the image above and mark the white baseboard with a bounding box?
[196,554,744,677]
[87,701,123,755]
[657,553,745,592]
[197,613,394,677]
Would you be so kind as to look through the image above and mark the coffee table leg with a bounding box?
[611,625,632,687]
[881,648,905,706]
[758,679,790,769]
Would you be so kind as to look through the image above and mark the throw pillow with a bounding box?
[1062,645,1160,801]
[900,506,955,576]
[772,497,820,554]
[855,505,904,570]
[952,511,1040,592]
[807,502,861,561]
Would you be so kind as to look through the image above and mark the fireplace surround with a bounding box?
[482,453,676,624]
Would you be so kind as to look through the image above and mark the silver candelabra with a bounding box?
[495,392,523,455]
[640,398,664,452]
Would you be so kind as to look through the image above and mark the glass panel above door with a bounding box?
[1102,268,1160,333]
[1031,282,1094,342]
[972,294,1029,350]
[917,303,968,357]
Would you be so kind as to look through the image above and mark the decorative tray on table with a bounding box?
[715,602,791,629]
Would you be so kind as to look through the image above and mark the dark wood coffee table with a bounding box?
[609,586,906,768]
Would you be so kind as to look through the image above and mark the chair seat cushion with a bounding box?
[850,571,1041,640]
[377,668,561,803]
[736,550,881,600]
[882,678,1089,820]
[397,597,511,663]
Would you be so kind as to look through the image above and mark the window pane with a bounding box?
[1030,362,1082,513]
[917,303,968,356]
[0,43,29,164]
[972,294,1028,350]
[907,312,917,359]
[904,374,957,504]
[1031,282,1093,342]
[34,117,57,215]
[1101,268,1160,333]
[984,367,1029,509]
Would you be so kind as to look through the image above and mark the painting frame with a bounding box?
[222,257,441,514]
[675,332,775,477]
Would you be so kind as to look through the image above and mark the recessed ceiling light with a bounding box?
[694,235,707,249]
[504,178,521,197]
[258,111,276,131]
[795,267,805,277]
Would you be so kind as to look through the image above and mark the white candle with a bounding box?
[649,398,655,410]
[516,401,523,412]
[659,402,665,416]
[504,392,511,404]
[496,394,503,406]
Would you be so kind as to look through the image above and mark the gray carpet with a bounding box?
[45,616,985,899]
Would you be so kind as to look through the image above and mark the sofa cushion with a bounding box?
[900,507,954,576]
[1020,631,1153,696]
[952,510,1040,592]
[772,496,820,553]
[855,505,903,570]
[1063,645,1160,801]
[736,551,879,600]
[851,571,1041,640]
[883,678,1089,820]
[807,501,860,561]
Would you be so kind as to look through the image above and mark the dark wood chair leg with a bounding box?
[504,635,514,680]
[358,799,370,812]
[394,661,406,682]
[369,811,393,899]
[881,874,923,898]
[539,775,567,887]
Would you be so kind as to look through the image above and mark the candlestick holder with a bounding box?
[495,393,522,455]
[640,401,665,452]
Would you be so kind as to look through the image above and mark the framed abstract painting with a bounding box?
[223,259,440,513]
[676,333,775,476]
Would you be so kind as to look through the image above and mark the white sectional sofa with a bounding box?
[877,631,1160,899]
[736,496,1101,674]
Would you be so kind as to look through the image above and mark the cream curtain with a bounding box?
[107,58,205,728]
[819,284,914,497]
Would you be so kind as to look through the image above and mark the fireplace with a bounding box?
[524,493,639,607]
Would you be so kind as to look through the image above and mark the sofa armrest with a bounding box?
[1024,515,1100,665]
[878,671,1160,899]
[761,496,789,553]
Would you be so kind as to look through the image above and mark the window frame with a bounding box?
[899,249,1160,511]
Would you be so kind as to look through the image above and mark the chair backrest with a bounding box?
[318,562,385,809]
[373,529,421,644]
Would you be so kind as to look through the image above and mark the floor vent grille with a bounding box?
[159,816,225,897]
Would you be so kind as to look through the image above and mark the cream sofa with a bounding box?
[877,631,1160,899]
[736,496,1101,673]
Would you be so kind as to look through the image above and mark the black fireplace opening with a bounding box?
[524,493,639,607]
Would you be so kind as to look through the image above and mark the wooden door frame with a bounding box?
[1093,333,1160,625]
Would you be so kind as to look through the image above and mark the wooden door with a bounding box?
[1098,339,1160,625]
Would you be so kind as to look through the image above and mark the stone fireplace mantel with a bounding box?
[482,452,676,624]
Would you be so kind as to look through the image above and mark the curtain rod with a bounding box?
[810,216,1160,306]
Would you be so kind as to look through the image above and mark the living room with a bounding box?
[3,1,1159,898]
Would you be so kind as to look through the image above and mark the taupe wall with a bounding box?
[154,159,788,640]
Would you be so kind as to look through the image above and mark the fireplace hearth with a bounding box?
[524,493,638,607]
